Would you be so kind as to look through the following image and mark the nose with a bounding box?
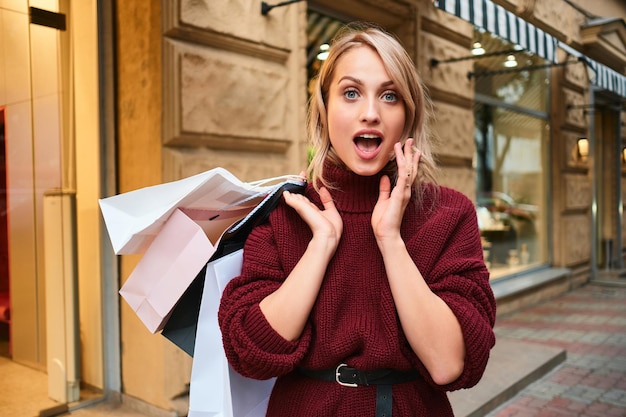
[360,98,380,124]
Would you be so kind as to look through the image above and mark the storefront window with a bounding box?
[473,31,550,279]
[306,11,346,95]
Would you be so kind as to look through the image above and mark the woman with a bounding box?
[218,23,496,416]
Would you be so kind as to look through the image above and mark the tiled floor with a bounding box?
[0,355,61,416]
[486,280,626,416]
[0,356,164,417]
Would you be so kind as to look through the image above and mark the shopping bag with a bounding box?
[188,249,275,417]
[118,209,217,333]
[103,167,305,334]
[117,198,255,333]
[162,179,306,355]
[99,167,280,255]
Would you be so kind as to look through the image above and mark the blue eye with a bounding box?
[382,91,398,102]
[344,89,358,99]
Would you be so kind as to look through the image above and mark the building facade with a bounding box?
[0,0,624,414]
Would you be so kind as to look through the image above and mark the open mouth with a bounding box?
[354,134,382,153]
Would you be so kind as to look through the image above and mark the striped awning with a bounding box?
[434,0,557,62]
[434,0,626,98]
[586,58,626,98]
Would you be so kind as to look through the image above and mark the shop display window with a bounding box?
[473,31,550,279]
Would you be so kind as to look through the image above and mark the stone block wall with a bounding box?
[552,47,592,269]
[161,0,308,183]
[419,0,476,198]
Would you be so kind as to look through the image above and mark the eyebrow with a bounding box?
[337,76,395,88]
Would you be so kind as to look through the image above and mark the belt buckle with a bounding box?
[335,363,358,387]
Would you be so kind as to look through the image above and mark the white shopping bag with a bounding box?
[99,168,280,255]
[189,249,275,417]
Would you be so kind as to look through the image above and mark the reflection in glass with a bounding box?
[473,30,549,279]
[473,32,548,113]
[475,104,548,279]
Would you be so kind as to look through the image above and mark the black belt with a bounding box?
[298,364,421,417]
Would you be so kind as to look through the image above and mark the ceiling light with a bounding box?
[503,54,518,68]
[316,43,329,61]
[471,42,485,55]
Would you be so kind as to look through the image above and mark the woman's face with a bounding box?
[326,45,406,176]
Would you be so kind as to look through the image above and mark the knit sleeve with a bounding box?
[406,189,496,391]
[218,211,312,380]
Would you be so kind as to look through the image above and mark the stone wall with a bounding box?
[553,46,593,269]
[161,0,309,183]
[420,0,476,198]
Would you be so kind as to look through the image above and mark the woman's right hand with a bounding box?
[283,187,343,257]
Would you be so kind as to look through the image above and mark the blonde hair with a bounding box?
[307,23,439,205]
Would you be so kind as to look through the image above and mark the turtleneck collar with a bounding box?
[310,162,391,213]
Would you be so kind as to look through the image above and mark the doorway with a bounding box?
[592,95,625,277]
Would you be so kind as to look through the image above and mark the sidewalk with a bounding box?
[65,277,626,417]
[452,276,626,417]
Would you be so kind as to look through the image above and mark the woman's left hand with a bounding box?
[372,138,420,243]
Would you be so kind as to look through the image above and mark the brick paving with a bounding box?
[486,283,626,417]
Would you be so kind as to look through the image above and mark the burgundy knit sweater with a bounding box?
[218,164,496,416]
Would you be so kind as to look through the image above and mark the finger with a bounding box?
[283,190,308,209]
[404,138,414,159]
[394,141,413,189]
[410,148,421,175]
[378,175,391,200]
[405,138,415,169]
[283,190,295,205]
[318,187,336,211]
[397,139,414,169]
[394,142,406,170]
[405,149,422,190]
